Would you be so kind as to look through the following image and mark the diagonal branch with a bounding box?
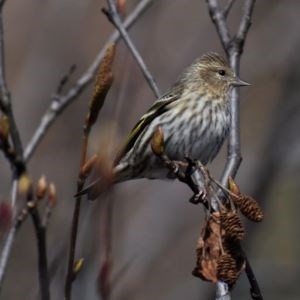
[24,0,154,162]
[224,0,236,19]
[102,0,161,99]
[236,0,256,49]
[206,0,232,51]
[0,8,24,171]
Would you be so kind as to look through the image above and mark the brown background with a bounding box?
[1,0,300,299]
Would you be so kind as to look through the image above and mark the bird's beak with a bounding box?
[231,77,251,87]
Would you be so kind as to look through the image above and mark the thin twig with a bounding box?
[65,40,116,300]
[24,0,154,162]
[244,257,263,300]
[224,0,236,18]
[206,0,231,51]
[0,3,51,298]
[103,0,161,98]
[0,191,33,292]
[29,202,50,300]
[0,10,24,168]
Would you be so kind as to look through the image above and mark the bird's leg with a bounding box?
[183,157,208,205]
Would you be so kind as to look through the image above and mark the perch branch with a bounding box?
[206,0,258,299]
[102,0,161,98]
[24,0,154,162]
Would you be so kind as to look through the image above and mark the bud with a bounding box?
[36,175,47,200]
[73,257,84,275]
[0,114,9,141]
[18,173,32,195]
[81,154,98,178]
[0,201,12,232]
[98,256,112,300]
[151,127,165,156]
[117,0,126,17]
[48,183,57,207]
[228,176,241,196]
[27,201,35,209]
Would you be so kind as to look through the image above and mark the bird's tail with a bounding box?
[75,178,103,200]
[75,163,129,200]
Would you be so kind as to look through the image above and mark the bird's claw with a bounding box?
[189,189,207,204]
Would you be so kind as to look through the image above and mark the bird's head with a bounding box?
[185,52,249,98]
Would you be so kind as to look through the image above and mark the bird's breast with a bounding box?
[163,97,231,163]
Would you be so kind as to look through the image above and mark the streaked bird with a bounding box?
[79,52,249,199]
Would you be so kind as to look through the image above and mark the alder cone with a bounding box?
[232,194,263,222]
[220,211,245,241]
[216,253,239,286]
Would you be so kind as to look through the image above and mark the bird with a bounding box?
[79,52,249,199]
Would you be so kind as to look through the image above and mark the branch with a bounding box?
[29,200,50,300]
[236,0,256,45]
[64,42,116,300]
[206,1,257,299]
[206,0,231,51]
[0,180,17,292]
[0,9,24,170]
[102,0,161,99]
[224,0,236,19]
[245,257,263,300]
[24,0,154,162]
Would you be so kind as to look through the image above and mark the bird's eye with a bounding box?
[218,69,226,76]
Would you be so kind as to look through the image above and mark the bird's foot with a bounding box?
[189,189,207,205]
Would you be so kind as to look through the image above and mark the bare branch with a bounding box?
[24,0,154,162]
[245,257,263,300]
[206,0,231,51]
[0,181,18,291]
[0,9,24,170]
[236,0,256,48]
[103,0,161,98]
[29,201,50,300]
[224,0,236,19]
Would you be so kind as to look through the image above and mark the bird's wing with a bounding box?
[114,88,182,165]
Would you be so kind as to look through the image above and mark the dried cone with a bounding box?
[228,177,263,222]
[232,195,263,222]
[220,211,245,241]
[216,253,239,287]
[151,127,165,156]
[36,175,47,200]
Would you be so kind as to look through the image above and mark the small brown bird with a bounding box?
[80,52,249,199]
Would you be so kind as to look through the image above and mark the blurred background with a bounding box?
[0,0,300,299]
